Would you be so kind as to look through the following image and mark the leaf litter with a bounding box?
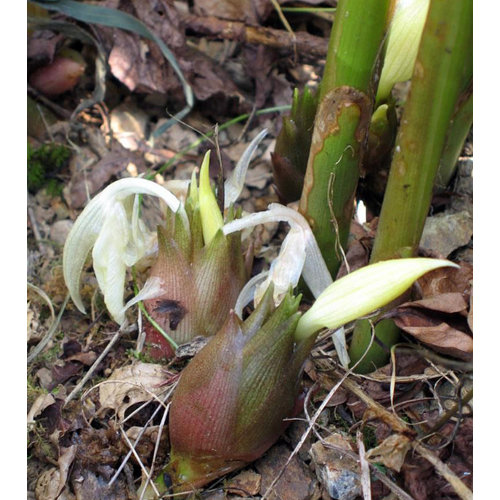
[27,1,472,499]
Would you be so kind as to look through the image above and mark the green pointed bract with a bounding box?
[166,287,309,492]
[199,150,224,244]
[271,86,318,203]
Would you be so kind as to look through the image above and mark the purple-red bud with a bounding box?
[164,287,316,492]
[143,209,246,359]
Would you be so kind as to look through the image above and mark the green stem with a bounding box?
[435,87,473,189]
[349,0,473,373]
[299,0,390,277]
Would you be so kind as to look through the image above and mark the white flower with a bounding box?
[63,177,185,324]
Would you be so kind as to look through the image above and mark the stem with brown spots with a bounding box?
[349,0,473,373]
[299,0,391,277]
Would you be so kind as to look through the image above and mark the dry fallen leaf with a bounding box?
[98,362,167,421]
[28,393,56,428]
[392,309,472,360]
[416,262,473,299]
[34,446,77,500]
[366,434,412,472]
[400,292,468,315]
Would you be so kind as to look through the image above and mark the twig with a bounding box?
[413,442,472,500]
[139,402,172,500]
[63,323,135,406]
[182,14,328,59]
[336,371,473,500]
[356,430,371,500]
[425,387,473,437]
[27,197,50,255]
[121,427,161,498]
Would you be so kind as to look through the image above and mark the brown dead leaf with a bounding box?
[35,446,77,500]
[64,139,147,209]
[95,0,185,94]
[227,470,262,496]
[193,0,271,24]
[366,434,412,472]
[392,309,472,360]
[98,362,167,421]
[416,262,473,300]
[182,48,245,105]
[400,292,468,315]
[28,393,56,428]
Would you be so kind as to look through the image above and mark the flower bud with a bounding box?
[271,87,318,203]
[142,206,246,358]
[377,0,430,103]
[163,286,314,492]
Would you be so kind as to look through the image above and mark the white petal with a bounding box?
[224,129,268,208]
[234,271,269,318]
[122,276,165,316]
[63,177,184,316]
[223,203,332,299]
[92,202,130,324]
[254,228,306,306]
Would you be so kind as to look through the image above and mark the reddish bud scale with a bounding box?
[164,287,317,492]
[143,206,247,359]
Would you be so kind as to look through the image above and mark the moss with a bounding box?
[362,424,378,450]
[27,142,71,194]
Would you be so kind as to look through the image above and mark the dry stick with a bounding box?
[121,427,161,498]
[425,387,473,437]
[356,429,372,500]
[109,385,175,487]
[337,373,473,500]
[139,401,172,500]
[413,442,472,500]
[183,13,328,58]
[27,199,49,255]
[63,323,136,406]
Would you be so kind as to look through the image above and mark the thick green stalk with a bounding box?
[299,0,390,276]
[349,0,473,373]
[435,87,473,189]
